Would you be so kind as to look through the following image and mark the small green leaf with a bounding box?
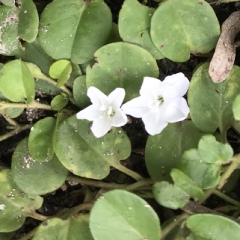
[179,148,221,189]
[86,42,159,101]
[145,121,203,181]
[12,138,68,195]
[0,169,43,232]
[49,60,72,87]
[55,116,131,179]
[28,117,56,162]
[153,181,189,210]
[119,0,164,59]
[39,0,112,64]
[198,135,233,164]
[233,94,240,120]
[0,0,14,6]
[151,0,220,62]
[0,107,24,118]
[186,214,240,240]
[188,63,240,133]
[51,94,69,111]
[90,190,161,240]
[170,169,204,199]
[33,215,93,240]
[0,60,35,103]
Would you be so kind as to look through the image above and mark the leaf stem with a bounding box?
[218,154,240,189]
[18,228,38,240]
[2,114,18,126]
[213,189,240,208]
[0,124,32,142]
[29,211,48,221]
[111,162,144,181]
[124,179,153,191]
[161,213,189,240]
[71,202,94,216]
[0,100,53,110]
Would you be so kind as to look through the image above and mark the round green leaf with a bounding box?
[49,60,72,87]
[39,0,112,64]
[0,169,43,232]
[179,148,221,189]
[0,107,24,118]
[51,94,69,111]
[198,135,233,164]
[90,190,161,240]
[233,94,240,120]
[145,121,203,181]
[73,76,90,108]
[55,116,131,179]
[28,117,56,162]
[12,138,68,196]
[153,181,189,210]
[33,215,93,240]
[18,0,39,43]
[188,63,240,133]
[151,0,220,62]
[186,214,240,240]
[170,169,204,199]
[86,42,159,101]
[0,0,14,6]
[0,60,35,103]
[118,0,164,59]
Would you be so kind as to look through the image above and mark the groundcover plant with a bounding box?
[1,0,240,239]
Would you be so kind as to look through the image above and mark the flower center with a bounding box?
[100,105,115,118]
[152,96,164,108]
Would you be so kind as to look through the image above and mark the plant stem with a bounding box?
[29,211,48,221]
[71,202,94,215]
[2,114,18,126]
[218,153,240,189]
[111,162,144,181]
[0,124,32,142]
[18,228,38,240]
[161,213,189,240]
[0,100,52,110]
[124,179,153,191]
[213,189,240,208]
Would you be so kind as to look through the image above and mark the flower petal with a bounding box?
[111,108,128,127]
[164,98,190,123]
[76,105,100,121]
[163,73,190,99]
[122,97,149,118]
[91,118,112,138]
[140,77,163,98]
[142,110,168,135]
[87,86,109,106]
[108,88,125,107]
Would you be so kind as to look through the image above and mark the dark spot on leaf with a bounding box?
[160,44,164,48]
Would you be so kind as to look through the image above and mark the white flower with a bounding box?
[121,73,190,135]
[76,87,127,138]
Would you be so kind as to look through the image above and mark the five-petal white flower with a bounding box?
[76,87,127,138]
[121,73,190,135]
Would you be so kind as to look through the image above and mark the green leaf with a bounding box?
[28,117,56,162]
[151,0,220,62]
[55,116,131,179]
[18,0,39,43]
[179,148,221,189]
[33,215,93,240]
[105,23,122,44]
[73,76,90,108]
[86,42,159,101]
[145,121,203,181]
[0,60,35,103]
[90,190,161,240]
[118,0,164,59]
[0,107,24,118]
[0,231,16,240]
[39,0,112,64]
[186,214,240,240]
[153,181,189,210]
[12,138,68,195]
[0,169,43,232]
[188,63,240,133]
[170,169,204,199]
[49,60,72,87]
[51,94,69,111]
[198,135,233,164]
[233,94,240,120]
